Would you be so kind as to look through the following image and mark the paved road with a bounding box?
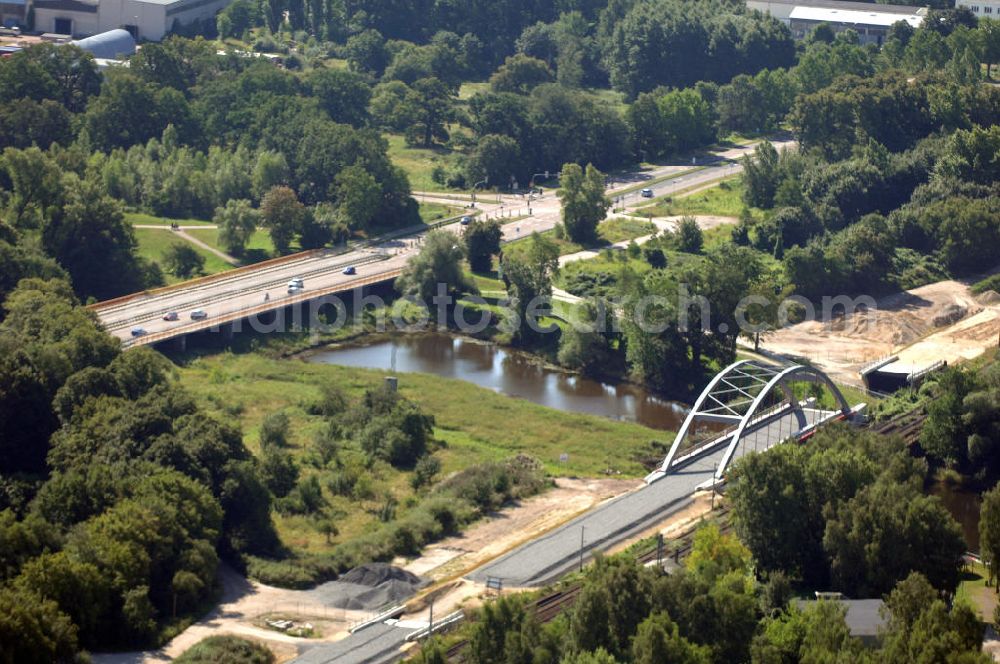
[292,622,416,664]
[92,136,795,348]
[468,407,830,587]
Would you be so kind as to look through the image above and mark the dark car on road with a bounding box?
[343,266,357,275]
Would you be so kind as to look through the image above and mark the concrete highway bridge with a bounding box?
[90,246,410,350]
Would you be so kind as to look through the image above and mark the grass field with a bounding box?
[418,202,463,223]
[386,134,465,192]
[637,178,757,219]
[133,228,232,283]
[458,81,489,100]
[503,217,658,263]
[176,350,669,551]
[126,212,216,227]
[185,227,280,262]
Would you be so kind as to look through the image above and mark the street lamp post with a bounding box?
[471,179,487,206]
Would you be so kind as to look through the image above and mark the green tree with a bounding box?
[632,612,711,664]
[824,480,965,595]
[334,165,381,232]
[558,298,616,376]
[174,635,275,664]
[83,72,194,151]
[937,125,1000,185]
[403,78,457,148]
[464,218,503,273]
[1,146,64,229]
[0,586,78,663]
[308,69,371,127]
[42,177,151,300]
[260,186,306,255]
[164,243,205,279]
[558,162,609,244]
[742,140,781,209]
[396,229,475,305]
[686,523,753,584]
[674,217,703,254]
[501,233,559,346]
[489,54,555,94]
[981,482,1000,589]
[465,134,523,188]
[251,151,290,202]
[345,29,389,76]
[216,0,259,38]
[214,199,259,257]
[259,445,299,498]
[980,18,1000,78]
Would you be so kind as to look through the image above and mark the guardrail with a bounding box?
[348,604,407,634]
[123,267,403,348]
[89,248,330,313]
[94,212,468,329]
[404,611,465,642]
[106,253,391,332]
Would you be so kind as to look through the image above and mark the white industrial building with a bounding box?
[956,0,1000,17]
[748,0,926,44]
[31,0,229,40]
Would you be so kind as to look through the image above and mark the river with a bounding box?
[306,333,691,431]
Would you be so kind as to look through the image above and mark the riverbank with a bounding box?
[174,349,673,583]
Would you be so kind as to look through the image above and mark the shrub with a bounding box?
[245,556,317,588]
[175,635,274,664]
[411,455,442,489]
[259,411,290,447]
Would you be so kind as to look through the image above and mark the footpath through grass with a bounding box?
[133,228,233,284]
[504,218,658,262]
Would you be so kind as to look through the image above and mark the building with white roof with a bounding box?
[31,0,230,40]
[748,0,927,44]
[955,0,1000,18]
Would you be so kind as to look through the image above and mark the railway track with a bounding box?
[870,409,927,446]
[437,507,733,663]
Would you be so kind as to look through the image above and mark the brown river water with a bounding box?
[306,332,691,431]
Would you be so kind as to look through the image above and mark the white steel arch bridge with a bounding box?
[645,359,859,484]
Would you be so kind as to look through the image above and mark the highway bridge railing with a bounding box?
[123,267,404,348]
[91,211,468,315]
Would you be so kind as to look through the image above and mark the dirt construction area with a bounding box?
[398,477,641,581]
[761,276,1000,385]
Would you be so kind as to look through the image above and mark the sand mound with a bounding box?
[977,290,1000,305]
[932,304,968,327]
[309,564,424,611]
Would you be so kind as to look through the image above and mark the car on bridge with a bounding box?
[342,266,357,275]
[640,188,654,198]
[130,327,147,337]
[162,311,179,321]
[288,278,305,294]
[190,309,208,320]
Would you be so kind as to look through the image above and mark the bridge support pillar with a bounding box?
[174,335,186,352]
[222,323,234,341]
